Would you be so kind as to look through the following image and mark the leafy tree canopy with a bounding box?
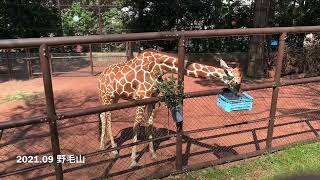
[62,2,98,36]
[0,0,60,38]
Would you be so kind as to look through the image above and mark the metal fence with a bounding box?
[1,26,320,179]
[0,44,132,81]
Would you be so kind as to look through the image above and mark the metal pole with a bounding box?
[39,44,63,180]
[266,32,286,152]
[89,44,94,76]
[97,0,103,51]
[26,48,33,79]
[126,41,134,61]
[176,36,186,171]
[48,47,54,77]
[6,50,12,80]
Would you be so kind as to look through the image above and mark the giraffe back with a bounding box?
[98,50,163,103]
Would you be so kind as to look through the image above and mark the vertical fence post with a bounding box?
[266,32,286,152]
[176,36,186,171]
[126,41,134,61]
[6,50,12,80]
[39,44,63,180]
[26,48,33,79]
[48,47,54,77]
[89,44,94,76]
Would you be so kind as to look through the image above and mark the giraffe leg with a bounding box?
[100,112,118,157]
[106,111,118,157]
[99,96,119,157]
[146,104,157,160]
[130,105,145,168]
[100,112,107,150]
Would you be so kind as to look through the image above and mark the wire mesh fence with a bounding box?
[271,82,320,149]
[0,122,54,179]
[37,104,177,179]
[0,84,320,178]
[182,89,272,167]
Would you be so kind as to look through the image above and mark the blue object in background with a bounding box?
[217,92,253,112]
[171,105,183,122]
[271,39,279,46]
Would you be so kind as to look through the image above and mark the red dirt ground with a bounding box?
[0,74,320,180]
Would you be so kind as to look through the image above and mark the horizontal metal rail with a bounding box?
[2,116,318,179]
[1,76,320,130]
[148,137,320,179]
[0,115,48,130]
[1,26,320,49]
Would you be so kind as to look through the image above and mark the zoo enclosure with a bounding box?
[1,26,320,179]
[0,42,134,80]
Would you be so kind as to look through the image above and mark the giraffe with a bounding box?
[98,49,243,167]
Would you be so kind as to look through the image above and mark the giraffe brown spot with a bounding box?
[148,61,156,71]
[158,56,168,63]
[144,51,152,56]
[144,73,152,82]
[138,84,146,92]
[217,69,224,74]
[147,56,155,62]
[145,83,152,91]
[109,73,115,80]
[122,66,130,74]
[99,83,107,93]
[194,63,201,69]
[166,57,174,62]
[153,64,161,72]
[203,67,209,72]
[115,72,123,80]
[188,65,196,71]
[119,77,126,85]
[125,70,134,81]
[135,59,143,65]
[136,70,145,83]
[132,79,139,88]
[196,71,206,77]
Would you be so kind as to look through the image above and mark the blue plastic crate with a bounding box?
[217,92,253,112]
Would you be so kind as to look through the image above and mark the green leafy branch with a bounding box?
[154,75,184,110]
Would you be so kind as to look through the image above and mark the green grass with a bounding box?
[167,142,320,180]
[2,91,41,102]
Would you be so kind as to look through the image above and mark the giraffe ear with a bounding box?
[220,59,229,69]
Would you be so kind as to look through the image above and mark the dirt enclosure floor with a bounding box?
[0,74,320,180]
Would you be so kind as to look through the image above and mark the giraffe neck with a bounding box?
[185,62,225,80]
[142,50,225,81]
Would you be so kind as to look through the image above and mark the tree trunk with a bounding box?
[247,0,271,78]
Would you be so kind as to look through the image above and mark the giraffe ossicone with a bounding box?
[98,49,243,167]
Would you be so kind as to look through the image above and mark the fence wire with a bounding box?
[48,104,177,179]
[0,123,54,179]
[182,89,272,167]
[1,83,320,179]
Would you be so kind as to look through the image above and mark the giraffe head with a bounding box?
[219,59,243,96]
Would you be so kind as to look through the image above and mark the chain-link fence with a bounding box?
[1,27,320,179]
[0,122,54,179]
[0,46,130,81]
[54,105,178,179]
[1,83,320,179]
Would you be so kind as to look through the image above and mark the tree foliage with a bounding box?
[0,0,60,38]
[1,0,320,53]
[118,0,253,52]
[62,2,98,36]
